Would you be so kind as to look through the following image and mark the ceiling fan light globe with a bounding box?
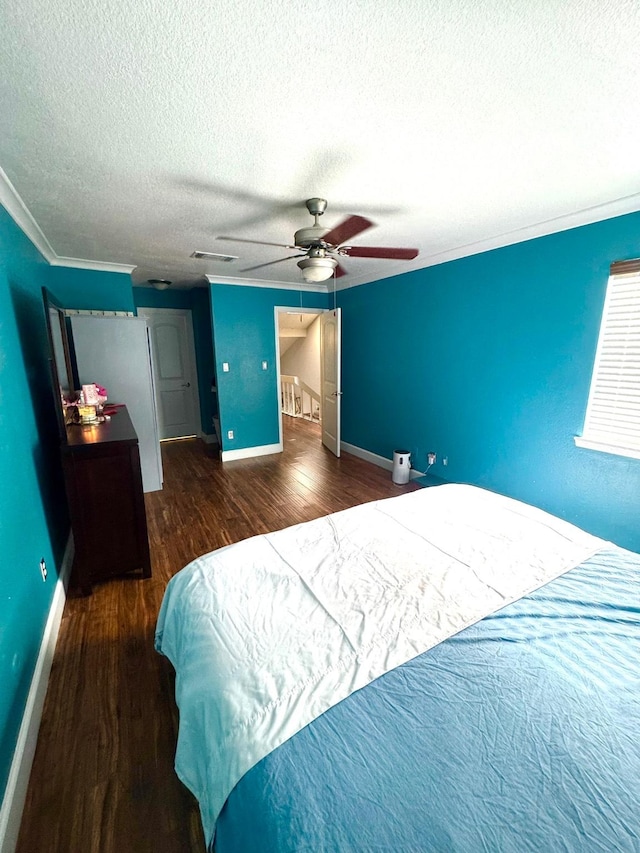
[297,256,337,283]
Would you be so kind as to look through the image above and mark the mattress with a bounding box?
[215,546,640,852]
[155,484,627,850]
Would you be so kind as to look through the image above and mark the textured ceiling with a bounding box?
[2,0,640,291]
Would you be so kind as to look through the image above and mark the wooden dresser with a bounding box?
[62,406,152,595]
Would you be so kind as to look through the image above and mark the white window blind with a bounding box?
[575,259,640,460]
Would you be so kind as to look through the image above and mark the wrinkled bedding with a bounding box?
[216,546,640,852]
[155,484,604,845]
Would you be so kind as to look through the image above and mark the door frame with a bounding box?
[320,307,342,457]
[137,307,203,440]
[274,305,326,451]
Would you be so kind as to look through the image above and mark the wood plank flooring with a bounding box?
[16,418,418,853]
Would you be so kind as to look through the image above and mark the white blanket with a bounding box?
[155,484,604,844]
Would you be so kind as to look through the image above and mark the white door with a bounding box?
[138,309,200,440]
[71,316,163,492]
[320,308,341,457]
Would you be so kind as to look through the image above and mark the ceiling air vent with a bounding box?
[191,250,238,262]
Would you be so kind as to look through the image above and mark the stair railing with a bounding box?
[281,374,321,422]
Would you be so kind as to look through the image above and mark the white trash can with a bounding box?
[392,449,411,484]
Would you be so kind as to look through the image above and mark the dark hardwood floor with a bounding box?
[17,417,418,853]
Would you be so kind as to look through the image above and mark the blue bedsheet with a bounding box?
[215,548,640,852]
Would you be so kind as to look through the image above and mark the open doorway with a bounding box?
[275,306,341,457]
[138,307,202,440]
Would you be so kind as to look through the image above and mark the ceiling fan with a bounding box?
[216,198,419,283]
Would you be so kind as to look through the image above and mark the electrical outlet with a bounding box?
[227,430,234,440]
[443,456,448,466]
[427,452,436,466]
[39,558,47,582]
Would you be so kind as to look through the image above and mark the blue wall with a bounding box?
[0,207,69,804]
[46,266,135,313]
[210,285,328,451]
[132,287,192,311]
[190,289,217,437]
[339,211,640,552]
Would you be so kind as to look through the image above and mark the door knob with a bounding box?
[181,382,191,388]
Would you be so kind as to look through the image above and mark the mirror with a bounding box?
[42,287,75,439]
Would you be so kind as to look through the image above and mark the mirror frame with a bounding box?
[42,287,75,440]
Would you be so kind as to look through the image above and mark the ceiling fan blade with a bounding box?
[335,263,347,278]
[240,254,303,273]
[217,235,297,250]
[321,215,374,247]
[341,246,419,260]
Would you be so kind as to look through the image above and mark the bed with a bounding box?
[155,484,640,852]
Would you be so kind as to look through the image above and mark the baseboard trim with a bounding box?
[410,467,428,480]
[340,441,393,470]
[340,442,428,480]
[221,442,283,462]
[200,433,219,446]
[0,534,74,853]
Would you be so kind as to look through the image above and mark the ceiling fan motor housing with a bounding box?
[294,225,329,248]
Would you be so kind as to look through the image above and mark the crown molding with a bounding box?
[0,166,57,262]
[337,193,640,290]
[1,168,135,274]
[3,164,640,288]
[49,256,135,274]
[335,190,640,291]
[206,273,328,293]
[416,190,640,271]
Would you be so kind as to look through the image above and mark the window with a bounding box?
[575,259,640,460]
